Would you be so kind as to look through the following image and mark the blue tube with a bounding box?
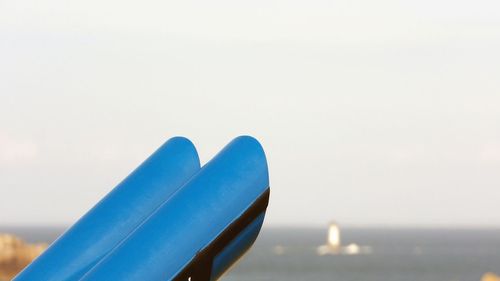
[210,212,266,280]
[14,137,200,281]
[81,136,270,281]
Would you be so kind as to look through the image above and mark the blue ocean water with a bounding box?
[3,227,500,281]
[225,228,500,281]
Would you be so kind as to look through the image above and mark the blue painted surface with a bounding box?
[81,136,269,281]
[14,137,200,281]
[210,212,266,281]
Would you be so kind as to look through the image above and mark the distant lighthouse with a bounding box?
[327,223,341,250]
[316,222,341,255]
[316,222,372,256]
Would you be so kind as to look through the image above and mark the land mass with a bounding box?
[0,234,47,280]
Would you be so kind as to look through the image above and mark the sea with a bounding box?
[2,227,500,281]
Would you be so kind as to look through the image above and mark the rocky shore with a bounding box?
[0,234,47,280]
[483,273,500,281]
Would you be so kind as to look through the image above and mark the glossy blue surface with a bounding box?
[210,212,266,280]
[14,137,200,281]
[81,136,269,281]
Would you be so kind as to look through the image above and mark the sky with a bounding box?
[1,0,499,227]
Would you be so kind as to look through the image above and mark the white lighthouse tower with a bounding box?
[327,223,341,249]
[316,222,372,256]
[316,222,341,255]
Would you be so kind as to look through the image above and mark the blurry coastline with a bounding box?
[0,234,47,280]
[1,226,499,281]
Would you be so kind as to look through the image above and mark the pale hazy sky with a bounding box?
[1,0,499,227]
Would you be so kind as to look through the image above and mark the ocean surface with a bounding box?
[2,227,499,281]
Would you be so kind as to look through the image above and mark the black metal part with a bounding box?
[173,188,270,281]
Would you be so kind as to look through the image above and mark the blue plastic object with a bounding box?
[210,212,266,280]
[81,136,270,281]
[14,137,200,281]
